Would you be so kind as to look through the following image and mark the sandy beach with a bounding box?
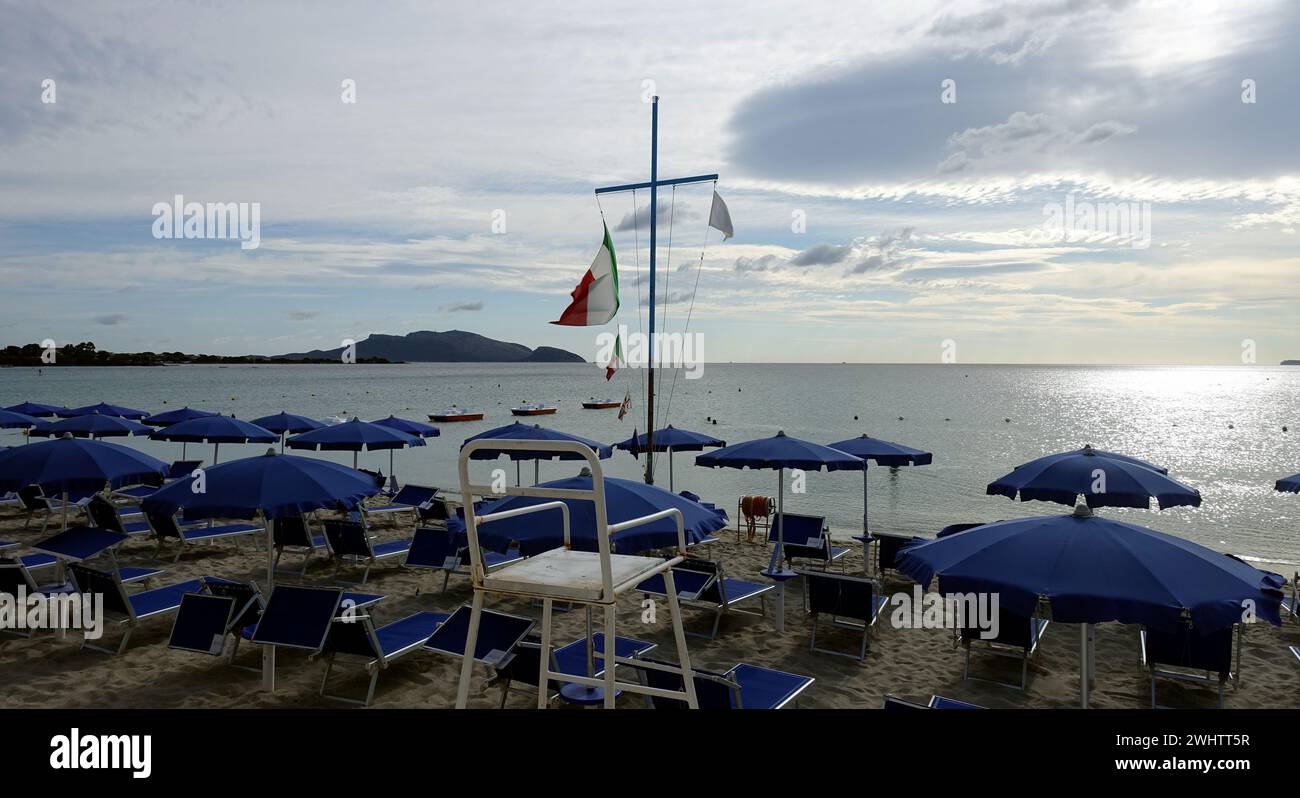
[3,504,1297,710]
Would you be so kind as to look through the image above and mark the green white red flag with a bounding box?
[552,223,619,326]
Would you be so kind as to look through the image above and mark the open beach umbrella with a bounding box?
[149,415,276,464]
[143,449,381,689]
[696,430,865,632]
[0,435,167,531]
[897,505,1284,707]
[3,401,66,417]
[614,425,725,491]
[249,411,326,453]
[286,417,424,470]
[371,416,440,487]
[142,406,219,427]
[987,444,1200,510]
[29,413,153,439]
[59,402,150,419]
[827,434,932,544]
[1276,473,1300,493]
[448,470,726,554]
[0,409,42,435]
[463,422,612,486]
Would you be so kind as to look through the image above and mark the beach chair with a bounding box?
[321,519,412,585]
[962,608,1049,690]
[358,468,387,491]
[68,563,206,654]
[86,494,152,536]
[17,484,80,533]
[1140,623,1239,708]
[318,610,450,705]
[367,484,438,526]
[31,525,165,586]
[249,584,345,689]
[629,658,814,709]
[416,497,455,528]
[272,514,330,576]
[770,512,848,571]
[422,604,536,699]
[636,558,772,639]
[0,558,78,637]
[490,632,657,707]
[798,569,889,661]
[144,510,261,562]
[1282,571,1299,623]
[882,694,984,709]
[163,577,269,670]
[403,526,522,593]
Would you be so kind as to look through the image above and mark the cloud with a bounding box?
[939,112,1138,173]
[440,300,484,312]
[286,309,318,320]
[613,200,702,233]
[93,313,127,325]
[789,243,850,266]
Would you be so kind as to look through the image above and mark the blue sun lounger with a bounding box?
[31,525,165,586]
[322,519,412,585]
[1,558,78,637]
[403,526,523,593]
[144,511,261,562]
[422,605,535,700]
[636,558,772,639]
[366,484,439,525]
[272,515,330,577]
[797,569,889,661]
[770,513,848,570]
[962,608,1049,690]
[68,563,207,654]
[319,609,450,705]
[1140,623,1239,708]
[490,632,657,707]
[87,494,152,536]
[630,658,814,709]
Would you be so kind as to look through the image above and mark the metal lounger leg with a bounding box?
[537,598,554,709]
[603,602,617,708]
[454,590,485,709]
[663,570,698,709]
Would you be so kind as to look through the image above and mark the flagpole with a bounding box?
[645,95,659,485]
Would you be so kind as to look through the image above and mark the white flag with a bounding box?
[708,190,733,240]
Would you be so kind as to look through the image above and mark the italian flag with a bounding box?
[552,223,619,326]
[604,332,625,380]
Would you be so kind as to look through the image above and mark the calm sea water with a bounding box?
[3,363,1298,565]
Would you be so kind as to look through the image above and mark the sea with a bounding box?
[3,363,1298,567]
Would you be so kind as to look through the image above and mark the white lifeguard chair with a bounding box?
[454,439,699,709]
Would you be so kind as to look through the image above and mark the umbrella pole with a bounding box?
[390,449,395,489]
[262,514,276,691]
[516,461,521,487]
[62,489,69,532]
[353,451,358,469]
[669,451,674,492]
[182,441,187,459]
[1080,623,1089,708]
[763,468,788,633]
[534,460,539,486]
[213,442,220,465]
[862,468,870,575]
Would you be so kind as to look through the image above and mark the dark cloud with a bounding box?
[734,254,779,273]
[93,313,127,325]
[440,300,484,312]
[287,309,318,320]
[790,243,850,266]
[613,200,702,233]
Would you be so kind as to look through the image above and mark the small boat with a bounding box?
[429,407,485,422]
[581,397,622,409]
[510,403,558,417]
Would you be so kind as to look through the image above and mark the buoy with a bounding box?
[1284,426,1289,432]
[853,415,858,420]
[1228,423,1234,429]
[1004,418,1010,423]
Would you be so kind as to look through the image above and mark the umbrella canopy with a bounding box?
[897,508,1284,632]
[59,402,150,419]
[0,435,166,494]
[696,431,865,631]
[287,418,424,452]
[826,434,933,466]
[1002,445,1169,475]
[462,422,612,460]
[987,444,1200,510]
[826,433,933,548]
[142,406,219,427]
[149,415,276,464]
[30,413,153,439]
[249,411,326,435]
[614,425,724,491]
[0,409,42,429]
[448,471,726,554]
[3,401,67,417]
[695,430,865,472]
[371,415,441,438]
[1276,473,1300,493]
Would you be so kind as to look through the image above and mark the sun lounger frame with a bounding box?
[962,614,1049,690]
[797,568,889,662]
[1139,624,1241,709]
[637,558,772,639]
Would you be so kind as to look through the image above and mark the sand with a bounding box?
[2,505,1299,710]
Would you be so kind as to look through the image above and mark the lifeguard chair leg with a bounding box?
[455,590,485,708]
[537,598,554,709]
[663,570,699,708]
[603,603,617,708]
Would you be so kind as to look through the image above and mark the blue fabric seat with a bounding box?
[69,563,206,654]
[637,558,771,639]
[320,609,450,705]
[632,658,814,709]
[1141,624,1237,708]
[146,510,260,561]
[798,569,889,662]
[491,633,656,707]
[770,513,848,570]
[323,519,412,585]
[404,526,523,593]
[271,515,329,577]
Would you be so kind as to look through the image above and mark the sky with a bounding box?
[1,0,1298,364]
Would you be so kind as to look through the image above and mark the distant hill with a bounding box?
[1284,360,1299,365]
[274,330,586,363]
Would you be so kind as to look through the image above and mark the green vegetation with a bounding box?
[0,342,390,367]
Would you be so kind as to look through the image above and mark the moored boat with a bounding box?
[510,403,558,416]
[581,397,622,409]
[429,407,485,422]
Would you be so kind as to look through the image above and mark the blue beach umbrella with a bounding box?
[149,415,276,464]
[143,448,382,689]
[614,425,725,491]
[30,413,153,439]
[60,402,150,419]
[143,406,219,427]
[3,401,67,417]
[0,409,41,430]
[463,422,611,486]
[696,430,865,632]
[371,415,440,486]
[448,471,727,555]
[249,411,326,453]
[287,417,424,469]
[1276,473,1300,493]
[827,434,933,541]
[987,444,1200,510]
[897,505,1284,707]
[0,436,167,530]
